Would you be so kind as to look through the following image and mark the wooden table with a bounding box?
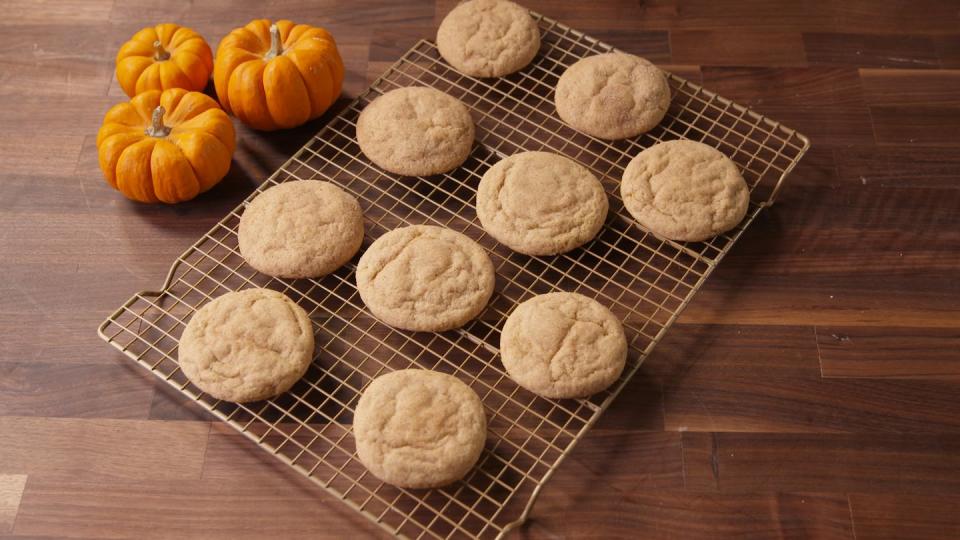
[2,1,959,538]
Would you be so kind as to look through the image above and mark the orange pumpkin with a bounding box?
[116,23,213,97]
[214,19,344,131]
[96,88,236,204]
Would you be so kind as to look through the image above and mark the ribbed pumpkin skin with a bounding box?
[96,88,236,204]
[214,19,344,131]
[116,23,213,97]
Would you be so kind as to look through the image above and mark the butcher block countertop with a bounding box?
[2,0,959,538]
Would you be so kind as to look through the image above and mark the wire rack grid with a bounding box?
[98,10,808,540]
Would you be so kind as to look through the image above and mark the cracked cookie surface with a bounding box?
[353,369,487,489]
[621,140,749,242]
[356,87,475,176]
[500,292,627,398]
[178,288,314,403]
[238,181,364,279]
[476,151,608,255]
[356,225,495,332]
[437,0,540,78]
[554,52,670,140]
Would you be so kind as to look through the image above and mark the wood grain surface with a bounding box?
[2,0,959,538]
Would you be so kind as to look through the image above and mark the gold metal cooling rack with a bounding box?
[99,11,809,540]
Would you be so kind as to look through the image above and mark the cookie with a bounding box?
[356,225,495,331]
[238,180,364,279]
[476,151,608,255]
[620,140,750,242]
[437,0,540,78]
[500,292,627,399]
[353,369,487,489]
[178,288,314,403]
[356,87,475,176]
[554,53,671,140]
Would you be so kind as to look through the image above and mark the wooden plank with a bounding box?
[0,136,83,177]
[369,25,434,62]
[646,326,960,432]
[586,30,670,62]
[559,429,683,493]
[835,145,960,187]
[203,424,683,492]
[13,477,386,540]
[775,146,839,187]
[110,0,435,28]
[200,423,322,487]
[148,383,213,421]
[0,96,116,136]
[682,433,960,494]
[0,213,237,265]
[585,371,664,431]
[765,184,960,240]
[435,0,668,32]
[0,475,27,534]
[677,181,960,328]
[736,104,875,146]
[804,33,940,68]
[0,417,209,482]
[679,432,720,491]
[472,0,837,33]
[849,493,960,540]
[527,483,854,539]
[641,324,821,385]
[648,0,957,35]
[773,492,856,540]
[0,262,166,313]
[681,290,960,328]
[860,69,960,106]
[671,30,808,66]
[0,314,147,366]
[818,326,960,379]
[701,67,865,106]
[871,105,960,146]
[662,65,703,84]
[0,363,155,418]
[0,263,168,368]
[0,23,113,97]
[655,0,835,32]
[664,377,960,432]
[1,0,112,24]
[936,35,960,68]
[830,1,960,34]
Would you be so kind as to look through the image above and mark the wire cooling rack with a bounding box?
[99,10,808,540]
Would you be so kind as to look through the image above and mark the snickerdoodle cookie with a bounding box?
[353,369,487,489]
[437,0,540,78]
[500,292,627,398]
[238,181,364,278]
[476,151,608,255]
[554,53,670,140]
[356,225,495,332]
[620,140,749,242]
[178,288,314,403]
[356,87,475,176]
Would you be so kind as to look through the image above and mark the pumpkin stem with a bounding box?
[265,23,282,60]
[153,40,171,61]
[145,106,171,138]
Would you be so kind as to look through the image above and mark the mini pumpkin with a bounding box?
[214,19,344,131]
[116,23,213,97]
[96,88,236,204]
